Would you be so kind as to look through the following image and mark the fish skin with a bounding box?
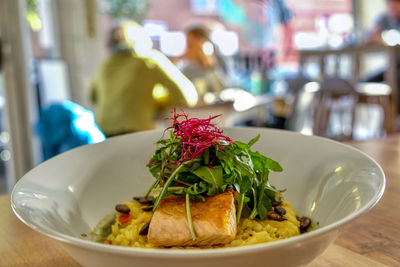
[148,191,237,247]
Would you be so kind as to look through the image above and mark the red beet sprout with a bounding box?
[160,109,233,182]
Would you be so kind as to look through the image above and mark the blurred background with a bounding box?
[0,0,399,193]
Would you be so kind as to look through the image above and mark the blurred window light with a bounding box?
[328,34,344,48]
[233,95,256,112]
[26,12,42,31]
[300,128,313,136]
[0,150,11,162]
[37,60,70,106]
[304,82,320,93]
[26,0,42,31]
[210,23,225,32]
[0,96,5,108]
[149,50,198,106]
[328,14,354,34]
[304,63,320,79]
[74,115,105,143]
[294,32,326,50]
[357,83,391,96]
[220,88,261,111]
[152,83,169,102]
[203,92,218,104]
[0,131,10,144]
[202,41,214,56]
[219,88,257,111]
[160,31,186,57]
[142,20,167,38]
[123,22,153,55]
[382,29,400,46]
[190,0,218,14]
[38,0,55,49]
[219,88,239,102]
[210,30,239,56]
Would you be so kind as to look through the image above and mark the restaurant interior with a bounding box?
[0,0,396,190]
[1,1,400,266]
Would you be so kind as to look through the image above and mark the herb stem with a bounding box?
[166,186,185,194]
[236,193,245,224]
[186,193,197,241]
[152,164,185,211]
[249,187,258,219]
[145,179,160,197]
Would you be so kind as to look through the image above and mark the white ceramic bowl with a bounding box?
[12,128,385,267]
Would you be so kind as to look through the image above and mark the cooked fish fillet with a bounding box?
[148,191,237,247]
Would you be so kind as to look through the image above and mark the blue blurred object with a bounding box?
[217,0,247,25]
[36,101,105,160]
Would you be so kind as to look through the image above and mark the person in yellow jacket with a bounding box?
[90,21,198,137]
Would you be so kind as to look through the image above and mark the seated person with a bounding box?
[365,0,400,44]
[179,26,228,100]
[90,21,198,137]
[363,0,400,111]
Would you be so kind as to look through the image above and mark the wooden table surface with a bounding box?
[1,135,400,266]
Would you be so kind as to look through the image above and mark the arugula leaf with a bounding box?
[250,151,283,172]
[257,182,272,220]
[193,166,224,196]
[233,155,254,177]
[236,193,245,223]
[238,174,252,194]
[248,134,260,148]
[216,149,234,175]
[263,157,283,172]
[257,190,267,220]
[264,187,277,199]
[147,130,284,222]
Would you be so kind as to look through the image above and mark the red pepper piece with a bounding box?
[118,213,132,226]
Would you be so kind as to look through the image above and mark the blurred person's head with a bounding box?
[107,21,152,55]
[184,26,215,67]
[186,26,210,43]
[386,0,400,20]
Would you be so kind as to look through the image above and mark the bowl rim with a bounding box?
[11,127,386,258]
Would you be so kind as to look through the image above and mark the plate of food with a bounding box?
[11,111,385,267]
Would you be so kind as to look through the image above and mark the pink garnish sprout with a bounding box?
[155,109,233,183]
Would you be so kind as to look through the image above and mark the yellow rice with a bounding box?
[105,199,300,248]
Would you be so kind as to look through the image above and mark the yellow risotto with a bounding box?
[103,200,300,249]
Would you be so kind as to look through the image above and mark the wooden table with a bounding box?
[1,135,400,266]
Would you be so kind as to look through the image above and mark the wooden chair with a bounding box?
[299,45,399,134]
[285,82,322,135]
[314,77,358,141]
[286,76,312,96]
[355,82,393,136]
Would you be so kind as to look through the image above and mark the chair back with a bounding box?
[314,77,358,140]
[286,76,312,96]
[319,77,357,97]
[285,82,322,135]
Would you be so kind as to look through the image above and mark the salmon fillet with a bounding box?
[147,191,237,247]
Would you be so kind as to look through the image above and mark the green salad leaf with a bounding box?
[147,132,283,220]
[146,111,284,239]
